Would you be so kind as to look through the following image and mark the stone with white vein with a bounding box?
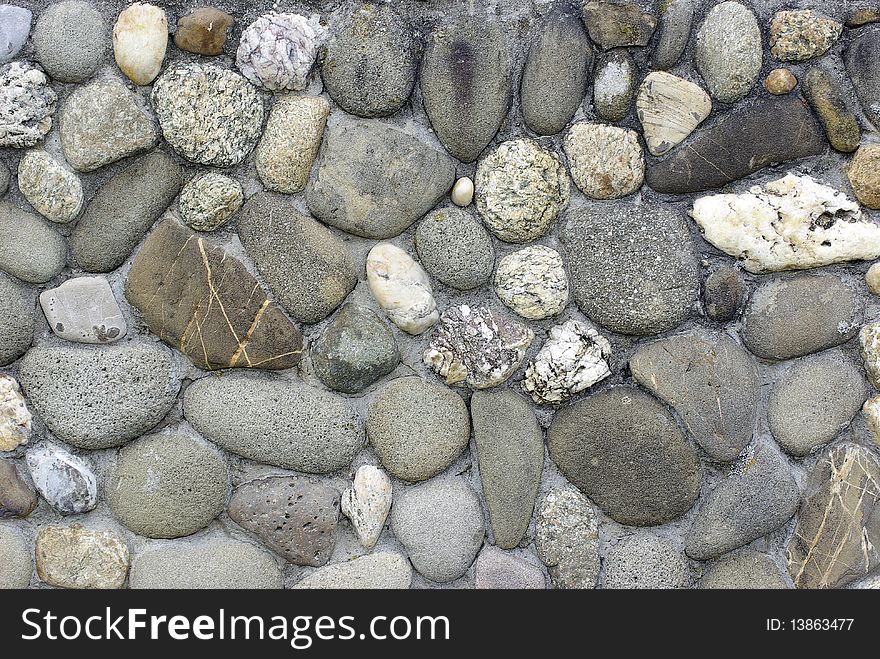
[366,243,438,335]
[0,376,30,452]
[341,465,392,549]
[17,150,83,224]
[26,443,97,514]
[636,71,711,156]
[39,277,127,344]
[237,13,324,92]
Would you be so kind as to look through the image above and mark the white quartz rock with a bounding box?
[366,242,438,335]
[113,3,168,86]
[341,465,392,549]
[863,397,880,444]
[451,177,474,207]
[522,319,612,405]
[0,375,31,452]
[39,276,127,344]
[636,71,712,156]
[236,12,325,92]
[860,322,880,390]
[690,173,880,273]
[26,443,98,515]
[18,149,83,223]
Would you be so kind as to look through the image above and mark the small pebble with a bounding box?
[113,2,168,86]
[867,263,880,295]
[178,172,243,232]
[847,144,880,209]
[174,7,233,56]
[847,8,880,27]
[764,68,798,95]
[340,465,392,549]
[451,177,474,207]
[0,459,38,518]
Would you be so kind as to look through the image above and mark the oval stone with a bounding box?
[694,1,762,104]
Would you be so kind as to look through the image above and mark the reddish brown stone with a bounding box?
[174,7,233,56]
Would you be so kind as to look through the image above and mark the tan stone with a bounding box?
[848,145,880,209]
[764,68,797,95]
[636,71,711,156]
[0,376,30,452]
[173,7,233,56]
[35,525,129,589]
[867,263,880,296]
[864,397,880,443]
[113,3,168,86]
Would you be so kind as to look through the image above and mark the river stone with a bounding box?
[33,1,108,83]
[740,276,861,361]
[311,304,400,394]
[581,1,656,49]
[646,96,826,194]
[846,29,880,128]
[768,353,867,457]
[340,465,392,549]
[414,207,495,290]
[686,441,799,560]
[494,245,568,320]
[0,5,31,64]
[0,525,31,588]
[322,4,416,118]
[366,243,439,335]
[0,202,66,284]
[651,0,694,70]
[848,8,880,27]
[802,67,860,153]
[113,2,167,86]
[125,218,303,371]
[564,123,643,199]
[694,1,762,104]
[293,552,413,589]
[39,276,126,344]
[636,72,711,156]
[549,387,701,526]
[604,534,691,589]
[787,443,880,588]
[367,376,469,482]
[229,476,339,567]
[0,62,56,148]
[704,266,742,322]
[236,12,324,92]
[770,10,842,62]
[178,172,243,232]
[0,376,29,452]
[535,487,599,589]
[25,443,96,515]
[306,119,455,239]
[239,193,356,325]
[420,16,511,163]
[521,7,592,136]
[592,49,637,123]
[847,145,880,209]
[184,372,362,473]
[390,478,485,583]
[474,546,545,589]
[17,149,83,224]
[35,525,128,589]
[764,68,798,95]
[472,389,543,549]
[174,7,233,56]
[0,459,37,518]
[700,551,789,589]
[59,78,158,172]
[561,203,699,336]
[130,538,282,589]
[0,273,33,366]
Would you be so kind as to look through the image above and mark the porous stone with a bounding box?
[25,444,96,515]
[651,0,694,70]
[475,138,570,243]
[630,331,759,462]
[366,376,469,482]
[561,203,700,336]
[768,353,867,457]
[474,546,545,589]
[770,10,842,62]
[451,178,474,207]
[229,476,339,567]
[741,275,861,361]
[694,1,762,104]
[802,67,860,153]
[686,442,799,561]
[184,372,362,473]
[700,551,790,589]
[71,152,183,272]
[0,376,30,452]
[494,245,568,320]
[860,323,880,389]
[844,30,880,128]
[581,1,657,50]
[237,12,324,92]
[178,172,243,232]
[18,343,179,450]
[787,443,880,589]
[521,7,591,136]
[636,71,711,156]
[322,4,416,118]
[0,5,31,64]
[390,478,485,583]
[33,1,108,83]
[35,525,128,589]
[113,2,167,86]
[604,534,691,589]
[125,218,303,371]
[847,144,880,209]
[307,119,455,239]
[535,487,600,589]
[0,525,31,588]
[366,243,438,335]
[341,465,392,549]
[0,459,37,518]
[0,202,66,283]
[39,276,127,344]
[0,62,56,148]
[239,193,356,325]
[764,68,797,95]
[58,78,158,172]
[420,16,511,162]
[563,123,643,200]
[414,207,495,291]
[151,63,264,167]
[592,49,637,123]
[174,7,233,56]
[472,389,543,549]
[311,304,400,395]
[704,267,743,322]
[293,552,412,589]
[17,149,83,224]
[0,273,33,366]
[548,387,702,526]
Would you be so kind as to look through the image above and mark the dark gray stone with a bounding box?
[593,49,637,122]
[0,202,66,284]
[699,550,790,589]
[582,1,657,50]
[802,66,860,153]
[474,546,545,589]
[0,459,37,519]
[32,1,108,83]
[604,534,691,589]
[845,28,880,128]
[651,0,695,70]
[414,207,495,290]
[0,273,33,366]
[704,267,742,322]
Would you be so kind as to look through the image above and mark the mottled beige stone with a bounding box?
[848,145,880,210]
[36,525,129,589]
[636,71,711,156]
[0,376,30,452]
[770,10,842,62]
[563,122,644,200]
[764,68,798,94]
[17,150,82,223]
[864,397,880,444]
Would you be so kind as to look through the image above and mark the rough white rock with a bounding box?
[494,245,569,320]
[864,397,880,444]
[690,174,880,273]
[563,122,644,199]
[451,177,474,207]
[39,277,127,344]
[636,71,712,156]
[17,149,83,223]
[0,62,56,148]
[26,443,97,514]
[340,465,392,549]
[860,323,880,390]
[236,12,325,92]
[0,375,31,452]
[522,320,612,405]
[366,243,438,335]
[112,3,168,86]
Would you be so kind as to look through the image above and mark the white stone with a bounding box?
[0,61,56,148]
[522,319,612,405]
[112,3,168,86]
[341,465,392,549]
[494,245,569,320]
[39,277,127,344]
[26,443,98,515]
[0,375,31,452]
[690,173,880,274]
[863,397,880,444]
[366,243,438,335]
[451,177,474,207]
[236,12,325,92]
[636,71,712,156]
[860,322,880,390]
[18,149,83,223]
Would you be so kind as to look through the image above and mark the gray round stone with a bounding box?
[0,524,31,588]
[695,1,762,103]
[414,207,495,291]
[0,201,66,284]
[593,48,637,122]
[33,1,108,83]
[604,534,692,589]
[474,546,545,589]
[699,550,790,589]
[0,273,33,366]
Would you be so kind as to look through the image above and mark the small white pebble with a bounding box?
[451,176,474,207]
[867,263,880,296]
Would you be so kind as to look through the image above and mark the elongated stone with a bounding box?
[0,376,30,452]
[651,0,694,70]
[845,30,880,128]
[801,67,860,153]
[535,487,599,589]
[694,1,762,103]
[0,459,37,518]
[366,243,438,335]
[341,465,392,549]
[636,71,711,156]
[582,1,656,49]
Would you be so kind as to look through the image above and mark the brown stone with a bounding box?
[124,217,303,371]
[173,7,233,56]
[764,68,797,95]
[847,145,880,209]
[801,67,861,153]
[0,459,37,518]
[846,7,880,28]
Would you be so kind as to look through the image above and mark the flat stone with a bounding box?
[700,551,790,589]
[548,387,701,526]
[58,78,158,172]
[740,275,861,361]
[535,487,600,589]
[178,172,242,232]
[125,218,303,371]
[230,476,339,567]
[0,376,29,452]
[341,465,392,549]
[293,552,412,589]
[25,443,96,515]
[185,372,362,473]
[0,202,65,283]
[862,323,880,389]
[474,546,545,589]
[802,67,860,153]
[0,525,32,588]
[770,10,842,62]
[651,0,694,70]
[494,245,568,320]
[630,331,759,462]
[0,5,31,63]
[236,12,324,92]
[0,62,56,148]
[685,441,799,560]
[307,119,455,239]
[764,68,798,95]
[847,8,880,27]
[414,207,495,291]
[581,1,656,49]
[366,243,438,335]
[311,304,400,395]
[113,2,167,86]
[0,273,33,366]
[592,49,637,122]
[521,7,591,135]
[39,277,127,344]
[174,7,233,56]
[604,534,691,589]
[35,525,128,589]
[391,478,485,583]
[33,1,108,83]
[787,443,880,589]
[0,459,37,518]
[17,149,82,224]
[844,29,880,128]
[636,71,711,156]
[18,342,179,450]
[420,16,511,162]
[694,1,762,103]
[704,266,742,322]
[768,353,867,457]
[561,203,700,335]
[847,144,880,209]
[366,376,469,482]
[472,389,543,549]
[563,123,643,199]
